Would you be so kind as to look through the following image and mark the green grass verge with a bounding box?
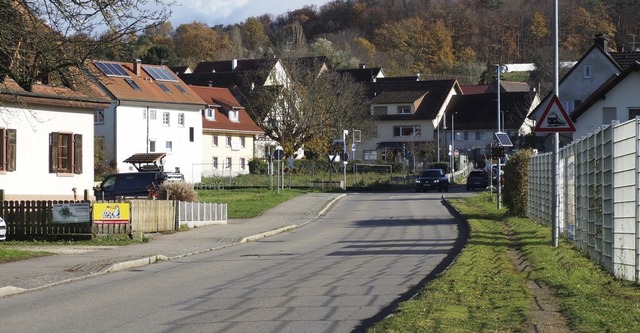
[368,192,640,332]
[197,188,306,219]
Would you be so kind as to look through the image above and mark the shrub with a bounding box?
[159,181,198,202]
[502,149,534,217]
[249,158,268,174]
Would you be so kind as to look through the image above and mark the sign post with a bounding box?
[535,92,576,248]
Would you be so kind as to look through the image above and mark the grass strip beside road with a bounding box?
[197,188,306,219]
[368,192,640,332]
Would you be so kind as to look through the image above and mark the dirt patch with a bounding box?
[505,228,573,333]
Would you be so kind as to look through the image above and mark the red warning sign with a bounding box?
[534,95,575,132]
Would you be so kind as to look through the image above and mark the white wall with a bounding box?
[1,104,94,200]
[574,72,640,138]
[110,105,203,183]
[202,131,256,178]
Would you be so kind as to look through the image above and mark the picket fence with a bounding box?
[528,118,640,282]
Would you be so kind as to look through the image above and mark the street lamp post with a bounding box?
[450,113,455,183]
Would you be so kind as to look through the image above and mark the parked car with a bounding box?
[415,169,449,192]
[0,216,6,241]
[94,171,184,200]
[466,170,489,191]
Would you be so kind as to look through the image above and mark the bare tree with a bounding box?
[0,0,174,91]
[237,57,373,158]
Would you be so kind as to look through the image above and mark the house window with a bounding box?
[229,110,239,122]
[212,136,218,147]
[393,125,421,137]
[475,132,486,140]
[0,128,17,172]
[189,127,194,142]
[373,106,387,116]
[143,109,157,120]
[584,65,592,79]
[126,78,141,90]
[397,105,411,115]
[240,158,246,170]
[163,112,170,126]
[240,137,246,148]
[49,132,82,174]
[165,141,173,152]
[212,157,218,169]
[226,157,232,169]
[204,108,215,120]
[226,136,232,147]
[562,100,575,114]
[157,82,172,94]
[94,110,105,124]
[149,140,156,152]
[629,108,640,120]
[363,150,377,161]
[178,113,185,127]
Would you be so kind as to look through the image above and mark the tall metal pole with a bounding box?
[451,114,455,183]
[343,129,348,191]
[497,65,502,209]
[552,0,560,247]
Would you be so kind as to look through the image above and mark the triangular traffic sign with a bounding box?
[534,95,576,132]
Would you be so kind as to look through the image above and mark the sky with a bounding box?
[167,0,332,27]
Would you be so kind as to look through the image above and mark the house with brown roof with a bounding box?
[444,91,540,161]
[0,74,111,200]
[90,60,206,183]
[189,86,263,177]
[359,80,462,166]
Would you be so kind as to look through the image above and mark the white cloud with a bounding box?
[168,0,330,26]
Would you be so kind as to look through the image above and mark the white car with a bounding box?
[0,217,6,241]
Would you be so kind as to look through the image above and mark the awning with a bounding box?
[123,153,166,171]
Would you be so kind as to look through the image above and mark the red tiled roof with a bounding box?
[189,86,263,134]
[90,60,206,107]
[460,84,490,94]
[0,76,110,109]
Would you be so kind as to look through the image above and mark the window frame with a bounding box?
[0,128,17,172]
[49,132,82,174]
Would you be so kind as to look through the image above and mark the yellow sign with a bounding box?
[92,203,130,224]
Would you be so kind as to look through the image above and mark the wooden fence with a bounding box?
[1,200,92,240]
[1,199,227,240]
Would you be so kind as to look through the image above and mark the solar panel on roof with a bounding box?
[495,132,513,147]
[95,61,130,77]
[142,65,178,82]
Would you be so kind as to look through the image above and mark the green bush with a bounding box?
[427,162,450,173]
[249,159,268,174]
[502,149,534,217]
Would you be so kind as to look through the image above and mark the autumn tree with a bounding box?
[237,58,372,158]
[173,22,235,67]
[0,0,174,91]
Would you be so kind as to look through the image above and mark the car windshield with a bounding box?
[421,170,441,177]
[470,171,486,177]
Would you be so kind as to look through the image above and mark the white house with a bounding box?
[360,80,462,166]
[0,77,110,200]
[190,86,263,178]
[90,60,205,183]
[530,34,633,149]
[570,61,640,137]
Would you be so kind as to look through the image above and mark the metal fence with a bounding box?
[528,118,640,282]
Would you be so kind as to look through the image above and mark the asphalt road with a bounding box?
[0,191,466,333]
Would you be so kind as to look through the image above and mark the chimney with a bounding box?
[359,63,366,69]
[134,59,142,77]
[208,81,213,87]
[593,34,608,51]
[232,59,238,71]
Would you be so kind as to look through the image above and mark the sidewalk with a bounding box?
[0,192,346,298]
